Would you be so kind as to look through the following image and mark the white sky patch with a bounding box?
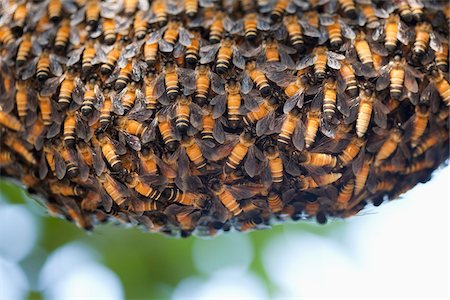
[0,204,40,262]
[192,232,253,275]
[172,267,269,300]
[44,262,124,300]
[263,166,449,299]
[0,257,29,300]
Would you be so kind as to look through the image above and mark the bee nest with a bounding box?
[0,0,449,237]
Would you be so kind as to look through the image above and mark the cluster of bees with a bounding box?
[0,0,449,237]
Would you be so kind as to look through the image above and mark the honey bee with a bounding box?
[100,44,122,75]
[25,118,46,150]
[126,173,163,201]
[404,104,429,148]
[304,110,320,149]
[159,20,192,51]
[403,159,434,175]
[376,14,413,53]
[36,52,62,82]
[184,0,198,18]
[413,128,448,157]
[353,32,374,68]
[374,128,402,167]
[54,20,71,53]
[48,0,62,22]
[180,136,207,172]
[337,60,358,98]
[102,18,116,45]
[0,110,23,132]
[49,182,86,197]
[324,15,355,50]
[239,217,264,231]
[184,31,201,66]
[200,37,245,75]
[354,156,372,195]
[81,82,104,116]
[152,62,196,101]
[244,97,278,136]
[224,131,255,175]
[355,89,389,138]
[16,34,32,66]
[157,114,178,152]
[133,11,148,40]
[413,23,432,57]
[151,0,168,25]
[283,15,305,52]
[201,106,225,144]
[3,135,36,165]
[172,96,201,135]
[245,61,271,97]
[267,192,283,213]
[116,117,148,139]
[114,61,133,91]
[335,179,354,210]
[81,41,96,76]
[0,151,14,166]
[98,135,125,173]
[58,73,77,108]
[297,151,337,168]
[209,179,243,216]
[99,94,112,129]
[63,112,77,147]
[99,173,128,206]
[435,42,449,72]
[297,173,342,190]
[270,0,290,21]
[359,3,388,29]
[338,136,365,167]
[265,146,284,189]
[86,0,101,28]
[311,79,338,121]
[395,0,413,22]
[60,144,80,178]
[38,94,52,126]
[428,69,450,107]
[278,107,304,150]
[209,12,225,43]
[296,46,344,81]
[138,148,158,175]
[376,56,421,99]
[339,0,357,19]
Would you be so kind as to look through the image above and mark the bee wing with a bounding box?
[284,155,302,176]
[232,47,246,70]
[75,117,89,142]
[54,151,67,180]
[279,47,296,69]
[72,77,85,105]
[199,43,220,64]
[351,146,366,175]
[226,184,263,201]
[292,120,305,151]
[210,94,227,119]
[266,70,296,88]
[244,145,264,178]
[283,92,304,113]
[39,152,48,180]
[153,72,166,100]
[397,21,414,45]
[113,135,128,155]
[112,90,126,115]
[123,132,142,151]
[256,110,276,136]
[210,71,226,95]
[336,92,351,117]
[340,20,355,40]
[158,39,174,53]
[404,68,419,93]
[203,138,237,162]
[190,102,204,130]
[20,57,37,80]
[326,51,344,69]
[66,47,84,67]
[213,118,226,144]
[430,31,443,53]
[373,100,389,129]
[178,68,196,95]
[375,70,390,92]
[296,54,316,70]
[177,147,190,179]
[240,72,253,94]
[179,28,192,47]
[77,153,90,183]
[41,76,64,97]
[310,88,324,112]
[299,20,321,38]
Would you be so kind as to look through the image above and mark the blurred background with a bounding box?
[0,166,448,300]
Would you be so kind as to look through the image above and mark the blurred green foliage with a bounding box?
[0,179,339,299]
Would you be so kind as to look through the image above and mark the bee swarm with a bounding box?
[0,0,449,237]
